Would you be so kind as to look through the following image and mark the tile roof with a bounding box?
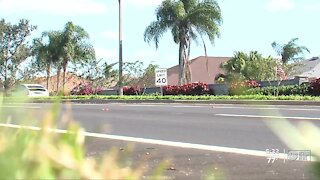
[295,56,320,78]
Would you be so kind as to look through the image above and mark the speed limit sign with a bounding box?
[155,68,168,86]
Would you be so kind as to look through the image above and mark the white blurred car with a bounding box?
[15,84,50,97]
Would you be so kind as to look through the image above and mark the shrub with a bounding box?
[163,85,181,95]
[123,86,142,95]
[163,82,210,96]
[184,82,210,95]
[246,84,310,96]
[229,80,260,95]
[70,83,102,95]
[309,78,320,96]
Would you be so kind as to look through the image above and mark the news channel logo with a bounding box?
[287,150,312,161]
[266,149,312,163]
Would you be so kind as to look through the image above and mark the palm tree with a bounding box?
[58,22,95,92]
[32,31,62,89]
[144,0,222,85]
[271,38,310,64]
[220,51,277,82]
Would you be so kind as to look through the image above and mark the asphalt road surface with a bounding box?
[1,102,319,179]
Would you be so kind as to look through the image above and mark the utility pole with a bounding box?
[118,0,123,96]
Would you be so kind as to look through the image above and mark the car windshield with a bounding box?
[26,86,44,89]
[29,88,46,92]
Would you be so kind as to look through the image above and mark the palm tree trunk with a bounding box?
[178,42,186,85]
[56,66,61,94]
[62,59,67,93]
[46,64,51,90]
[4,60,9,96]
[184,39,192,84]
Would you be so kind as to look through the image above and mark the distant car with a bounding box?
[14,84,49,97]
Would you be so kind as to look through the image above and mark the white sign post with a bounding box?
[155,68,168,95]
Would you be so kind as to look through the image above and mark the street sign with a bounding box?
[155,68,168,86]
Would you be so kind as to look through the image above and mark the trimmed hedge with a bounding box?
[245,84,310,96]
[163,82,211,96]
[123,86,142,95]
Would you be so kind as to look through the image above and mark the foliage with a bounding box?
[32,22,95,93]
[0,102,168,179]
[246,84,310,96]
[144,0,222,85]
[0,19,36,94]
[58,22,96,92]
[31,31,63,89]
[308,78,320,96]
[122,61,144,86]
[137,63,159,87]
[163,85,182,95]
[271,38,310,64]
[72,59,118,88]
[163,82,211,96]
[221,51,278,82]
[6,94,320,102]
[121,61,160,88]
[229,80,260,95]
[70,83,103,95]
[123,86,142,95]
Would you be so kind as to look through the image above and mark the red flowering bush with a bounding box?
[70,83,103,95]
[229,80,261,95]
[163,85,181,95]
[123,86,142,95]
[183,82,210,95]
[246,80,261,88]
[163,82,210,96]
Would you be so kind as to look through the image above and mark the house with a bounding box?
[33,73,87,94]
[167,56,231,85]
[294,56,320,78]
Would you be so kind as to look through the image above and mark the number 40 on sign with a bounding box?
[155,68,168,86]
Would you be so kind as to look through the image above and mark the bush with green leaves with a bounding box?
[229,80,260,95]
[246,84,310,96]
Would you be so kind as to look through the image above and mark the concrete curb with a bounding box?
[7,99,320,106]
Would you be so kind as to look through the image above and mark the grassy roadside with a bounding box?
[3,94,320,101]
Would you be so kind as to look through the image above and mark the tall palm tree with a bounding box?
[271,38,310,64]
[32,31,62,89]
[59,22,95,92]
[144,0,222,85]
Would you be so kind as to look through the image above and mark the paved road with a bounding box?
[2,103,320,151]
[1,103,319,179]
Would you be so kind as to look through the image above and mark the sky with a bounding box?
[0,0,319,69]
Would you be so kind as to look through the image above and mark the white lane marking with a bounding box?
[0,106,40,109]
[212,106,320,111]
[6,102,320,110]
[216,114,320,121]
[74,103,320,111]
[0,123,287,159]
[124,104,204,108]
